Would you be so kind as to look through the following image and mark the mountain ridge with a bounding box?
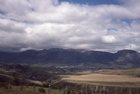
[0,48,140,68]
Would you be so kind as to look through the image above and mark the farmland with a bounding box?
[62,73,140,87]
[0,64,140,94]
[60,69,140,94]
[62,69,140,87]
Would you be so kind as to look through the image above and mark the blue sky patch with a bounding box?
[59,0,122,5]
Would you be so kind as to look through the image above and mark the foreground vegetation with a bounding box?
[0,86,62,94]
[0,64,140,94]
[1,84,140,94]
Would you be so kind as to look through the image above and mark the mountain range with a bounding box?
[0,48,140,68]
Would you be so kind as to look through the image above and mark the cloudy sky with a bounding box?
[0,0,140,52]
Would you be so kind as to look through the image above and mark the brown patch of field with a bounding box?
[62,73,140,87]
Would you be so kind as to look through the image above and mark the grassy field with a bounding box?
[62,69,140,87]
[0,86,63,94]
[1,68,140,94]
[94,68,140,77]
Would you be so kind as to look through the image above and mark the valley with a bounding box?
[0,64,140,94]
[62,70,140,87]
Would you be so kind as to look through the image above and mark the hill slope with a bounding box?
[0,48,140,68]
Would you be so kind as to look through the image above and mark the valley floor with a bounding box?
[62,72,140,87]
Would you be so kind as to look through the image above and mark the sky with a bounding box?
[0,0,140,52]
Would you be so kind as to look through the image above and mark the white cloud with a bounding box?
[102,35,117,43]
[0,0,140,52]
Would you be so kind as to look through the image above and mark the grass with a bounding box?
[62,68,140,87]
[65,80,140,87]
[0,86,63,94]
[94,68,140,77]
